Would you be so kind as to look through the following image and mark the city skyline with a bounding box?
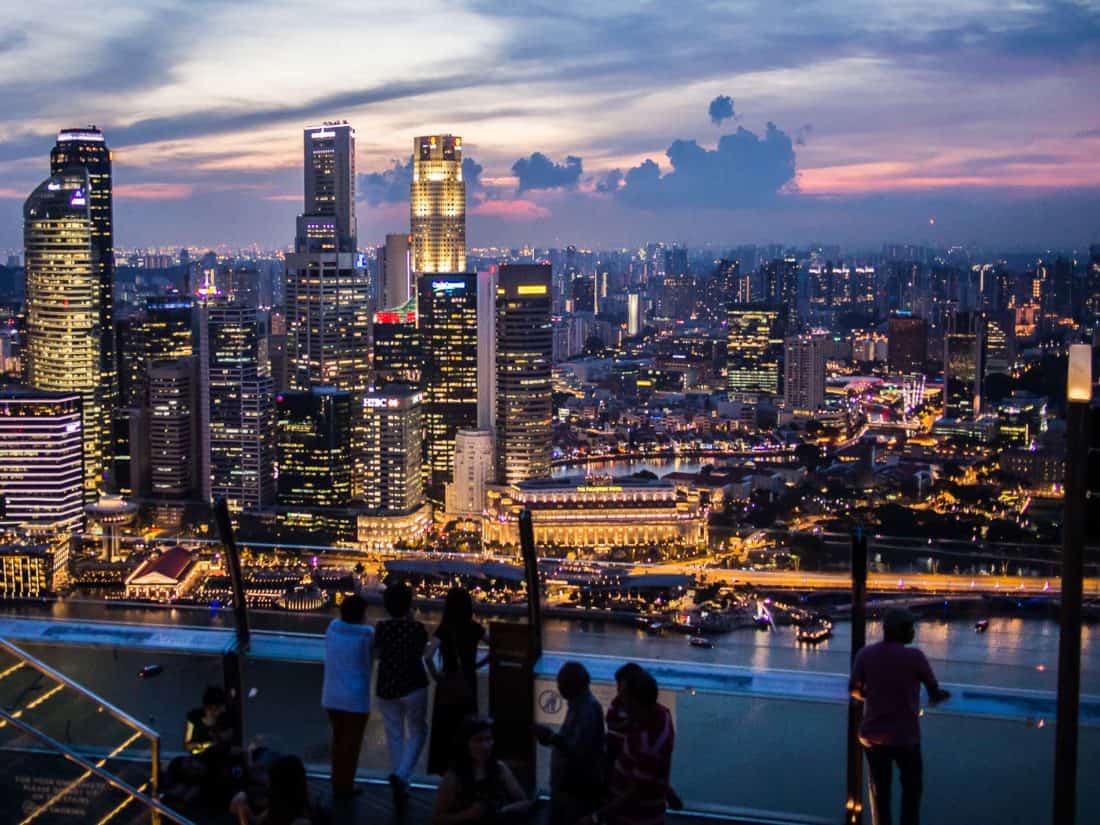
[0,2,1098,250]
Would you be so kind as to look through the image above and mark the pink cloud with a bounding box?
[471,198,550,221]
[263,193,301,201]
[115,182,194,200]
[0,187,26,199]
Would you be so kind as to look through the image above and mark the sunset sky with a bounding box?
[1,0,1098,250]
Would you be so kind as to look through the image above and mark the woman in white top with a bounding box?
[321,593,374,798]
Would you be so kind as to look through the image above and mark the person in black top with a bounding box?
[185,685,232,754]
[431,716,532,825]
[375,581,431,800]
[425,587,487,775]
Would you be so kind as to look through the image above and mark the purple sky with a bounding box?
[1,0,1098,251]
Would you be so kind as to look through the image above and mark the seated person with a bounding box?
[432,716,533,824]
[185,686,233,755]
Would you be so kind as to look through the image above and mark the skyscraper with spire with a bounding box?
[410,135,466,273]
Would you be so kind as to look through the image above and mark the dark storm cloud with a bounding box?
[596,169,623,193]
[359,154,484,206]
[708,95,736,126]
[511,152,583,192]
[795,124,814,146]
[612,123,796,209]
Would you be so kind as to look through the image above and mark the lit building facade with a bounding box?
[24,168,108,498]
[380,233,413,308]
[0,544,55,599]
[418,273,479,499]
[372,298,421,388]
[887,314,927,375]
[445,429,495,517]
[483,475,707,551]
[943,310,984,421]
[302,121,356,244]
[495,265,553,484]
[783,335,826,412]
[362,385,424,513]
[199,301,275,512]
[726,306,780,396]
[411,135,465,273]
[0,388,84,532]
[147,357,200,499]
[276,388,353,508]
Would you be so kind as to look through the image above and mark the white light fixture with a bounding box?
[1067,344,1093,403]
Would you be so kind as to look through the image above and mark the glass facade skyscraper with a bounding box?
[411,135,465,273]
[726,306,781,396]
[24,167,109,499]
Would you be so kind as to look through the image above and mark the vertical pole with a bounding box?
[518,508,543,658]
[150,735,161,825]
[213,498,250,652]
[1053,398,1088,823]
[845,526,869,824]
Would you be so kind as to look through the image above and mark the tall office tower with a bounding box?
[276,388,353,508]
[1087,245,1100,320]
[303,121,356,244]
[887,314,927,374]
[24,167,109,499]
[763,256,800,331]
[707,259,746,316]
[943,310,985,421]
[477,268,498,431]
[372,299,421,387]
[783,335,826,412]
[446,429,495,517]
[983,312,1014,377]
[129,296,195,405]
[495,265,553,484]
[379,233,413,308]
[411,135,466,273]
[418,273,478,499]
[726,306,781,396]
[147,357,200,499]
[199,301,275,512]
[0,388,85,532]
[361,385,424,513]
[50,127,116,450]
[627,293,642,337]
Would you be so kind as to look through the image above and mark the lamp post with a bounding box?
[845,526,868,824]
[1052,343,1092,823]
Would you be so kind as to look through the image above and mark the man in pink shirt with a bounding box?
[849,609,951,825]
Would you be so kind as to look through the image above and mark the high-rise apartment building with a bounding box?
[726,306,781,396]
[24,167,109,499]
[411,135,465,273]
[783,335,826,412]
[199,301,275,512]
[495,265,553,484]
[50,126,116,453]
[361,385,424,513]
[147,357,200,499]
[887,314,927,374]
[372,299,421,388]
[379,233,413,309]
[943,310,985,421]
[418,273,478,499]
[0,388,85,532]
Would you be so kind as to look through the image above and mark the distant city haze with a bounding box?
[0,1,1098,249]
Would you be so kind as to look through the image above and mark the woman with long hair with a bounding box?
[431,717,531,825]
[425,587,486,774]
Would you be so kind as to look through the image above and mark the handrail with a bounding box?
[0,636,160,741]
[0,707,195,825]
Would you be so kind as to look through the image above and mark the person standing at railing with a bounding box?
[321,593,374,799]
[534,661,606,825]
[849,608,951,825]
[375,580,431,802]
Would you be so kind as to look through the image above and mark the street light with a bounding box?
[1053,343,1092,823]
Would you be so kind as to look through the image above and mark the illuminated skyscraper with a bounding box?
[887,314,927,375]
[199,301,275,512]
[783,335,826,412]
[726,306,781,396]
[495,264,553,484]
[362,385,424,513]
[418,273,478,499]
[372,298,421,388]
[147,357,200,499]
[380,233,413,308]
[627,293,642,337]
[0,388,85,532]
[24,167,109,499]
[943,310,985,421]
[446,429,495,517]
[302,122,356,245]
[411,135,465,273]
[50,126,116,449]
[276,387,353,508]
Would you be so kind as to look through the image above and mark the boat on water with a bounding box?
[975,619,990,633]
[670,605,755,633]
[796,619,833,644]
[689,636,715,649]
[636,617,668,636]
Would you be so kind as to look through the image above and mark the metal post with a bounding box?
[518,509,543,658]
[845,526,869,824]
[1053,393,1089,823]
[213,498,250,652]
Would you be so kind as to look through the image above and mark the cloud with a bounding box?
[471,198,551,221]
[796,124,814,146]
[613,123,797,209]
[596,169,623,193]
[463,157,484,192]
[511,152,583,192]
[1075,128,1100,139]
[359,153,484,206]
[708,95,736,125]
[115,183,194,200]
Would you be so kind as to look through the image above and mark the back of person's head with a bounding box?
[557,661,591,699]
[441,586,474,627]
[883,608,916,644]
[265,755,309,824]
[614,661,644,687]
[340,593,368,624]
[624,668,659,709]
[202,685,226,710]
[383,581,414,618]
